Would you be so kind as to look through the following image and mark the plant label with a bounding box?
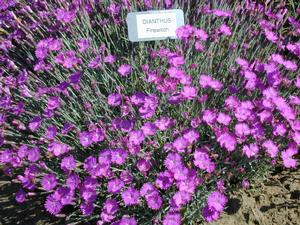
[126,9,184,42]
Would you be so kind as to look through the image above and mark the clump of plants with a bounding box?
[0,0,299,224]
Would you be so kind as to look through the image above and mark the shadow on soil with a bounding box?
[0,174,63,225]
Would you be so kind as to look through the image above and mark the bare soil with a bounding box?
[209,167,300,225]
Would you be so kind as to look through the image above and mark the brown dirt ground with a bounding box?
[0,167,299,225]
[208,167,300,225]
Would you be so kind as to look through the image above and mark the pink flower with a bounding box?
[121,187,140,206]
[262,140,278,158]
[242,143,259,158]
[283,60,298,71]
[173,137,189,152]
[176,25,194,40]
[141,122,157,136]
[182,129,199,144]
[181,86,197,100]
[202,110,217,124]
[217,132,237,152]
[118,64,132,76]
[107,93,122,106]
[129,130,145,145]
[169,56,185,67]
[219,24,232,36]
[207,191,228,212]
[48,141,71,157]
[194,148,216,173]
[194,29,208,40]
[217,113,232,125]
[264,29,278,43]
[281,146,298,168]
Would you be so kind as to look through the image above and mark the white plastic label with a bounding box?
[136,13,177,38]
[126,9,184,42]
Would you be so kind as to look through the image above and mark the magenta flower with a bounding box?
[242,143,259,158]
[139,94,159,119]
[167,67,185,79]
[53,187,74,205]
[212,9,232,17]
[194,148,216,173]
[129,130,145,146]
[146,192,163,210]
[107,178,124,194]
[56,8,76,23]
[169,56,185,67]
[111,148,128,165]
[121,187,140,206]
[48,38,62,51]
[15,188,26,203]
[182,129,199,144]
[45,125,57,139]
[155,117,175,131]
[173,137,189,153]
[102,199,118,214]
[79,131,94,148]
[181,86,197,100]
[41,174,57,191]
[130,92,146,106]
[101,199,118,222]
[104,54,117,64]
[155,171,174,190]
[170,191,192,209]
[48,141,71,157]
[66,173,80,190]
[83,156,98,175]
[91,128,105,143]
[29,116,42,132]
[118,64,132,76]
[176,25,194,40]
[202,110,217,124]
[88,55,102,68]
[47,96,61,110]
[80,202,94,216]
[136,159,151,174]
[107,93,122,106]
[163,212,181,225]
[202,205,220,222]
[219,24,232,36]
[262,140,278,158]
[61,155,76,171]
[217,132,237,152]
[234,123,251,137]
[281,146,298,168]
[98,149,112,165]
[120,170,133,184]
[217,113,232,125]
[207,191,228,212]
[45,195,63,215]
[164,152,183,171]
[80,186,97,202]
[264,29,278,43]
[0,149,13,164]
[194,28,208,40]
[27,147,40,162]
[55,50,80,69]
[140,183,156,198]
[242,180,250,189]
[118,216,137,225]
[141,122,157,136]
[77,39,90,52]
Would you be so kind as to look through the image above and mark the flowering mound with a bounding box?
[0,1,299,225]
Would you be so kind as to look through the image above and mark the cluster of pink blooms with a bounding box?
[0,0,299,224]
